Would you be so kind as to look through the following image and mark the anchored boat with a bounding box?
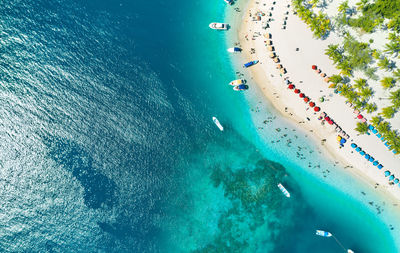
[227,47,242,53]
[229,79,246,86]
[224,0,233,5]
[316,230,332,237]
[209,22,229,30]
[233,84,248,91]
[244,60,259,68]
[212,117,224,131]
[277,183,290,198]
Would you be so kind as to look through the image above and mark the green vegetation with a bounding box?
[292,0,332,39]
[365,103,378,113]
[384,33,400,55]
[378,57,391,70]
[355,122,369,134]
[389,89,400,108]
[380,76,396,89]
[381,106,397,118]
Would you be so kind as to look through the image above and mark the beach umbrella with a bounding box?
[377,133,381,138]
[325,116,330,121]
[329,120,334,125]
[364,154,370,159]
[351,143,357,148]
[389,175,395,181]
[373,161,379,166]
[320,73,326,77]
[369,157,374,162]
[321,112,327,117]
[320,97,324,102]
[316,69,322,74]
[309,102,315,107]
[312,65,317,70]
[274,57,280,63]
[337,136,342,142]
[356,147,361,152]
[299,93,305,98]
[294,89,300,94]
[266,40,272,45]
[264,33,272,38]
[288,84,295,89]
[372,129,378,134]
[329,84,335,88]
[378,164,383,169]
[269,52,276,58]
[357,114,363,119]
[385,171,391,177]
[360,151,366,155]
[361,118,367,123]
[267,46,274,51]
[324,77,330,82]
[314,107,320,112]
[395,178,399,184]
[280,68,286,74]
[368,125,374,130]
[340,138,346,144]
[304,97,310,102]
[277,64,283,69]
[353,110,360,114]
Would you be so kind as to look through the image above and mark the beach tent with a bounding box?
[288,84,295,89]
[294,89,300,94]
[309,102,315,107]
[314,107,320,112]
[378,164,383,169]
[395,178,399,184]
[351,143,357,148]
[373,161,379,166]
[369,157,374,162]
[360,151,366,155]
[385,171,391,177]
[389,175,395,181]
[357,114,363,119]
[304,97,310,102]
[299,93,305,98]
[356,147,361,152]
[312,65,317,70]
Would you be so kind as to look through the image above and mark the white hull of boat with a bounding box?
[212,117,224,131]
[229,79,245,86]
[209,22,229,30]
[277,183,290,198]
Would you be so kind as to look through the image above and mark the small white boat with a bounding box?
[212,117,224,131]
[227,47,242,53]
[277,183,290,198]
[224,0,233,5]
[229,79,245,86]
[209,22,229,30]
[315,230,332,237]
[348,250,354,253]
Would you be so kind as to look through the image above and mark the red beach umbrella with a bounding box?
[299,93,305,98]
[328,120,334,125]
[314,106,320,112]
[288,84,295,89]
[357,114,363,119]
[294,89,300,94]
[312,65,317,70]
[304,97,309,102]
[309,102,315,107]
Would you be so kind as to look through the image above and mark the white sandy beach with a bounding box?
[236,0,400,204]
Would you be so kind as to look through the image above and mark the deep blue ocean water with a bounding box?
[0,0,399,252]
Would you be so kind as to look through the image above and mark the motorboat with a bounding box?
[244,60,259,68]
[229,79,246,86]
[233,84,248,91]
[315,230,332,237]
[227,47,242,53]
[277,183,290,198]
[209,22,229,30]
[224,0,233,5]
[212,117,224,131]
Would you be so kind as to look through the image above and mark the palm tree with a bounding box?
[338,60,352,76]
[338,1,349,13]
[377,121,390,135]
[371,116,382,126]
[393,69,400,80]
[381,77,395,89]
[378,57,390,70]
[355,122,369,134]
[365,103,377,113]
[354,78,367,89]
[389,89,400,108]
[380,106,397,119]
[360,87,373,98]
[330,74,343,84]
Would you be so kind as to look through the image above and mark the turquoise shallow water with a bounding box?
[0,0,398,251]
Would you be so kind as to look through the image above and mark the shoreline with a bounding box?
[233,0,400,206]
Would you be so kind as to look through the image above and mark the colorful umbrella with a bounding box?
[314,107,320,112]
[309,102,315,107]
[288,84,295,89]
[357,114,363,119]
[356,147,361,152]
[385,171,391,177]
[373,161,379,166]
[389,175,395,181]
[312,65,317,70]
[369,157,374,162]
[304,97,310,102]
[351,143,357,148]
[294,89,300,94]
[299,93,305,98]
[364,154,370,159]
[378,164,383,169]
[394,178,399,184]
[360,151,366,155]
